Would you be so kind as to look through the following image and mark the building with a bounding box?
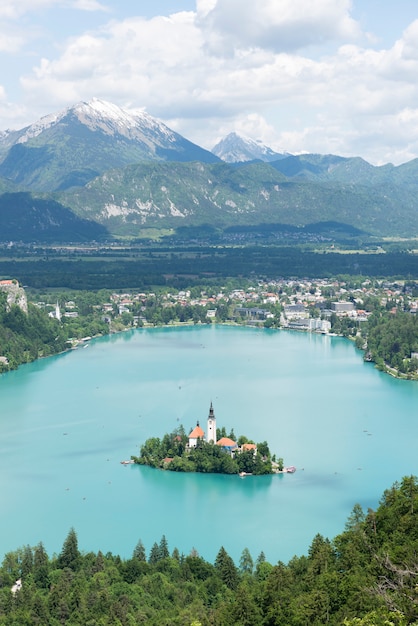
[331,302,354,313]
[283,304,308,319]
[216,437,238,453]
[288,318,331,333]
[207,402,217,443]
[188,422,205,448]
[188,403,218,447]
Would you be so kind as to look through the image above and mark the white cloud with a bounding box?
[0,0,107,18]
[3,1,418,165]
[197,0,361,55]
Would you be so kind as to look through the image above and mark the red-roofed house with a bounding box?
[188,422,205,448]
[216,437,238,453]
[241,443,257,454]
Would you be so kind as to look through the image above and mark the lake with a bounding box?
[0,325,417,565]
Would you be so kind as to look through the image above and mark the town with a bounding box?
[1,276,417,378]
[39,276,418,330]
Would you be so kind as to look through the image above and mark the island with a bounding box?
[131,403,295,476]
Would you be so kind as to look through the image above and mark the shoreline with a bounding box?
[2,318,416,382]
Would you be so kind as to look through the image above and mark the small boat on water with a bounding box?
[285,466,296,473]
[120,459,134,465]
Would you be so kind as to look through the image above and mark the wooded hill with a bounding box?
[1,156,417,241]
[1,476,417,625]
[60,159,418,238]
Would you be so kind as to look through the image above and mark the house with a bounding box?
[216,437,238,453]
[188,422,205,448]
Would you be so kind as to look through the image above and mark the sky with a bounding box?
[1,0,418,165]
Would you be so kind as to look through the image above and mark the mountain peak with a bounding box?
[15,98,174,144]
[0,98,219,191]
[212,132,288,163]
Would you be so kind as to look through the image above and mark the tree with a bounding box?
[132,539,146,561]
[33,542,49,588]
[239,547,254,576]
[257,441,270,458]
[158,535,170,560]
[148,542,160,565]
[215,546,239,590]
[21,545,33,578]
[57,527,80,571]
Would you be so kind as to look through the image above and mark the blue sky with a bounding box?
[1,0,418,164]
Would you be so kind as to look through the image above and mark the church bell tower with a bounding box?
[206,402,217,444]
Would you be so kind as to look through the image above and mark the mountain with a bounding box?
[212,132,288,163]
[0,192,108,242]
[60,161,418,238]
[0,100,417,242]
[0,99,220,192]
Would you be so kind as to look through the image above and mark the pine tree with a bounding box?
[57,527,80,571]
[132,539,146,561]
[33,542,49,588]
[149,542,160,564]
[21,545,34,578]
[159,535,169,560]
[215,546,239,590]
[239,547,254,575]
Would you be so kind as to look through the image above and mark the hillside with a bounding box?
[0,192,108,242]
[60,160,418,237]
[0,284,68,370]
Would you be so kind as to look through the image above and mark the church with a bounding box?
[188,402,217,447]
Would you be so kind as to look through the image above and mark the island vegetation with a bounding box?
[1,476,417,625]
[132,425,281,475]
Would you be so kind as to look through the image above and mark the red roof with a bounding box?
[189,425,204,439]
[242,443,257,451]
[216,437,237,448]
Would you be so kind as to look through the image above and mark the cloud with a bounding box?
[8,1,418,164]
[0,0,107,19]
[197,0,361,55]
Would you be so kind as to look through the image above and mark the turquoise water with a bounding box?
[0,325,417,565]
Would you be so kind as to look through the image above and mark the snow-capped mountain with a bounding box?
[212,132,288,163]
[14,99,181,147]
[0,99,219,191]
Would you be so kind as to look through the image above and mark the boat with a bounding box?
[285,466,296,473]
[120,459,134,465]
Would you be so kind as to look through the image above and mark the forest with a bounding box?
[365,311,418,374]
[0,476,417,625]
[0,246,417,290]
[0,290,110,372]
[0,291,67,371]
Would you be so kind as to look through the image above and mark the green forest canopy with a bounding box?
[1,476,418,625]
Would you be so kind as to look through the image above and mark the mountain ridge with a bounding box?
[0,99,416,241]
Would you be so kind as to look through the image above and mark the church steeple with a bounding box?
[206,402,217,444]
